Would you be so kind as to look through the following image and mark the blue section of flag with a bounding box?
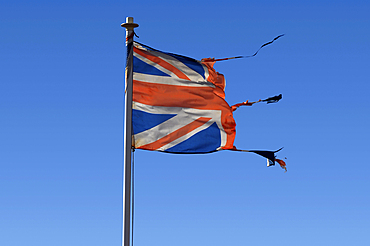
[165,122,221,153]
[132,109,175,135]
[133,56,170,76]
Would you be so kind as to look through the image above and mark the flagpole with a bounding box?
[121,17,138,246]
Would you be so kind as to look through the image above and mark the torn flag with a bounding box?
[131,42,285,168]
[132,42,235,153]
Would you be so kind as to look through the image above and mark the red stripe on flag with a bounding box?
[133,80,225,110]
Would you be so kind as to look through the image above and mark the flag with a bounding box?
[131,42,285,169]
[132,42,235,153]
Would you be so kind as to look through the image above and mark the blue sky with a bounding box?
[1,0,370,245]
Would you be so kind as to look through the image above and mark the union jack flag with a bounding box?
[128,40,287,170]
[132,42,236,153]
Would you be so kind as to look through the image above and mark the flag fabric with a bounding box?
[132,42,235,153]
[131,41,286,169]
[262,94,282,104]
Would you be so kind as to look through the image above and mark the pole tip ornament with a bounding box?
[121,17,139,29]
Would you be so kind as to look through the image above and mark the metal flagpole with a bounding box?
[121,17,138,246]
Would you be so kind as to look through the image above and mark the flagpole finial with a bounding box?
[121,17,139,30]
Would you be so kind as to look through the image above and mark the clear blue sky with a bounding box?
[1,0,370,245]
